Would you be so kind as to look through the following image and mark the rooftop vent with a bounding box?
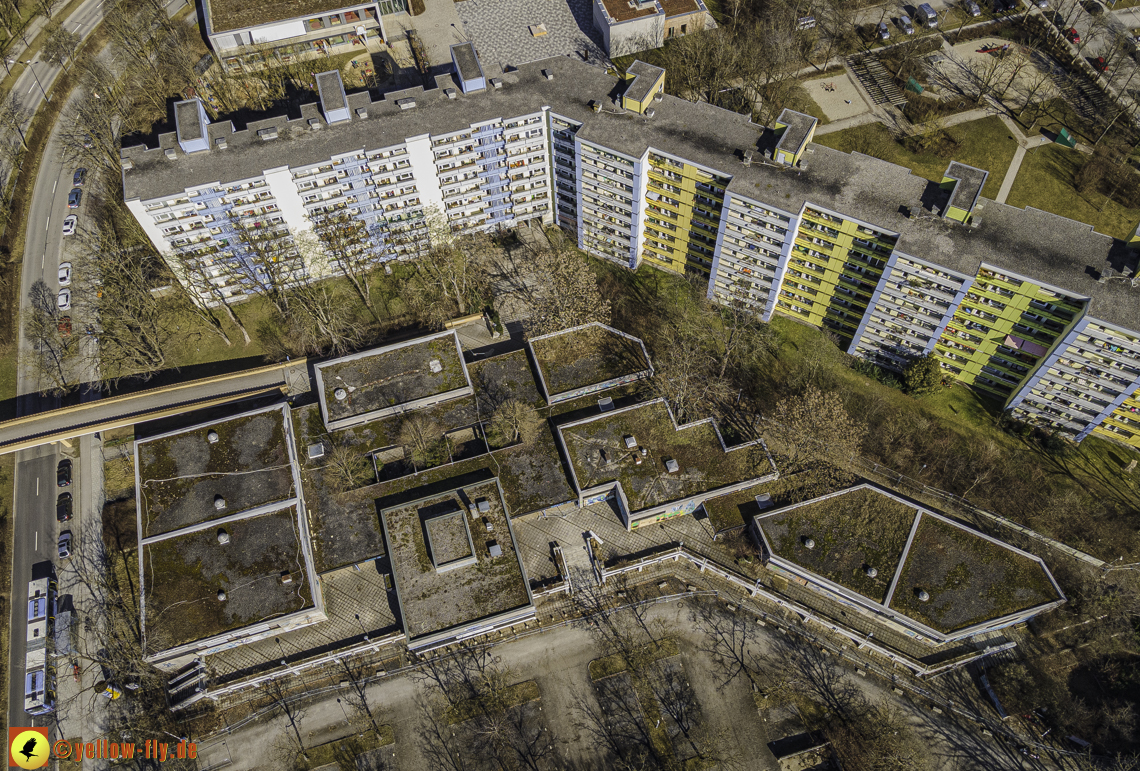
[356,107,369,119]
[864,566,878,578]
[214,137,228,149]
[743,150,754,167]
[485,519,494,532]
[444,88,457,99]
[802,536,815,549]
[214,495,226,510]
[644,108,655,118]
[598,396,614,412]
[334,387,348,401]
[120,159,134,170]
[217,529,230,545]
[257,128,278,141]
[308,118,322,130]
[624,435,637,449]
[428,358,442,373]
[654,91,663,101]
[490,78,503,89]
[308,443,325,460]
[916,589,931,602]
[476,499,490,513]
[755,493,773,510]
[664,458,680,473]
[217,589,227,601]
[542,69,554,80]
[164,148,177,160]
[207,429,219,444]
[488,541,502,558]
[397,98,417,110]
[280,571,293,585]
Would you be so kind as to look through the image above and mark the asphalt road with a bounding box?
[6,446,61,733]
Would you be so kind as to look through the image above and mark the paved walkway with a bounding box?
[384,0,466,67]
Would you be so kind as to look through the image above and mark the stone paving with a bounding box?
[455,0,609,75]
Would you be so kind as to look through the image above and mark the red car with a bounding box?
[72,663,80,682]
[1094,56,1109,72]
[1065,27,1080,43]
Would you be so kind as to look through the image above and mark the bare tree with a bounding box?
[647,322,734,424]
[41,21,79,71]
[524,231,611,338]
[0,92,30,151]
[22,279,78,394]
[765,385,866,501]
[321,433,374,492]
[265,679,309,764]
[399,414,445,467]
[488,399,542,446]
[308,210,385,320]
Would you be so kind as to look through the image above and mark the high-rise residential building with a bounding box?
[121,53,1140,447]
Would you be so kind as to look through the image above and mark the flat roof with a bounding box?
[175,101,203,143]
[945,161,987,214]
[528,323,652,400]
[451,42,484,84]
[775,108,816,155]
[599,0,658,23]
[142,506,315,654]
[135,403,297,539]
[624,60,664,104]
[660,0,701,15]
[205,0,371,34]
[379,479,532,642]
[754,484,1064,637]
[121,55,1140,330]
[556,399,771,514]
[315,331,472,429]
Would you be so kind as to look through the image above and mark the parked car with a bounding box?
[57,458,72,487]
[58,261,71,287]
[878,20,890,39]
[67,188,82,208]
[899,14,916,33]
[72,663,80,682]
[57,316,71,336]
[1094,55,1109,72]
[1065,26,1080,42]
[61,215,77,236]
[58,530,72,560]
[1034,0,1048,7]
[56,492,72,522]
[1083,0,1103,12]
[917,3,939,27]
[72,168,86,187]
[965,0,982,15]
[57,287,71,311]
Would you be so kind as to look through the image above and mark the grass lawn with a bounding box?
[1004,144,1140,240]
[297,726,393,770]
[813,116,1018,199]
[589,638,680,681]
[788,86,830,125]
[445,680,540,725]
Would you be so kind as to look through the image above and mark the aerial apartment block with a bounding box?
[591,0,714,57]
[121,53,1140,447]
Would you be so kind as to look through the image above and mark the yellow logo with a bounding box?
[9,728,49,769]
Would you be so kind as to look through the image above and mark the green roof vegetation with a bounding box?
[142,507,314,653]
[560,400,767,512]
[889,513,1061,634]
[757,488,918,604]
[530,324,649,397]
[321,334,468,423]
[380,480,531,640]
[138,408,293,538]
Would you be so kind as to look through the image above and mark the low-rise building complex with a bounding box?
[121,53,1140,447]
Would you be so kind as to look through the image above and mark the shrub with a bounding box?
[903,353,942,397]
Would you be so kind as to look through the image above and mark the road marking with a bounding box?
[35,532,38,550]
[26,82,35,96]
[41,250,46,271]
[52,179,57,194]
[36,477,39,495]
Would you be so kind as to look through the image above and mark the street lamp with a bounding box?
[354,613,370,642]
[9,59,50,102]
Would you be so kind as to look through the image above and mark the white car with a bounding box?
[58,262,71,287]
[62,215,77,236]
[57,287,71,311]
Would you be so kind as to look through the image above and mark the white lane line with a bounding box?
[35,532,38,550]
[52,179,57,194]
[26,82,36,96]
[36,477,39,495]
[41,250,46,271]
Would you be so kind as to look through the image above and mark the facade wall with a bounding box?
[641,150,727,275]
[207,1,402,60]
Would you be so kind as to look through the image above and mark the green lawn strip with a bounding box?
[0,0,89,92]
[628,672,677,767]
[0,22,108,348]
[444,680,540,725]
[787,81,830,125]
[1004,144,1140,240]
[812,116,1019,199]
[296,726,394,770]
[589,638,680,681]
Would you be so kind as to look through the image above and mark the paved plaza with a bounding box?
[455,0,608,75]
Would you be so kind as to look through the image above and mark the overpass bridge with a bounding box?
[0,360,311,454]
